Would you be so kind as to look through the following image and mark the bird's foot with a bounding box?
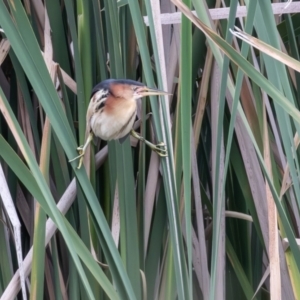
[151,142,168,157]
[69,133,94,169]
[130,130,168,157]
[69,145,85,169]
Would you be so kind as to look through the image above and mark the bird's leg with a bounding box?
[69,132,94,169]
[130,130,168,157]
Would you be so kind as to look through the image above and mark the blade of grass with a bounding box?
[30,118,50,300]
[179,0,192,297]
[63,0,86,142]
[0,164,26,300]
[210,3,238,299]
[30,12,53,297]
[134,0,188,297]
[116,140,141,299]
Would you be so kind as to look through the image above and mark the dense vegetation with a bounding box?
[0,0,300,299]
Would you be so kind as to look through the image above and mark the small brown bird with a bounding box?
[70,79,170,169]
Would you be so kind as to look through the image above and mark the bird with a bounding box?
[70,79,170,169]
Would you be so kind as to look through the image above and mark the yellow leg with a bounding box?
[130,130,168,157]
[69,132,94,169]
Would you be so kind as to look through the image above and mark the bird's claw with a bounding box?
[69,145,85,169]
[69,133,94,169]
[152,142,168,157]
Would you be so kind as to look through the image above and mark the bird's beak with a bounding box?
[136,86,171,97]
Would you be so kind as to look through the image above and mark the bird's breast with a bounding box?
[90,99,137,141]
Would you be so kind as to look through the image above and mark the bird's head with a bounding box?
[90,79,170,104]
